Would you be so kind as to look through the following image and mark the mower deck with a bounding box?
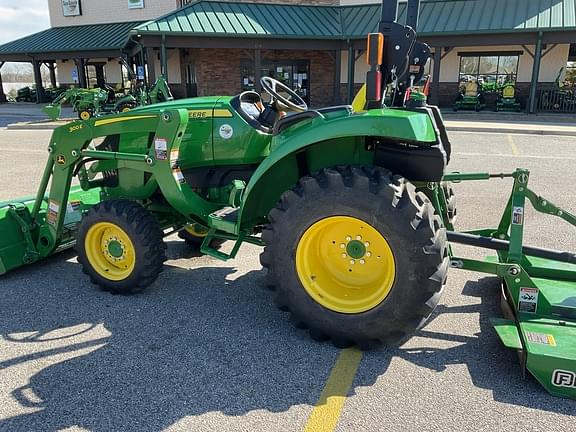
[498,259,576,395]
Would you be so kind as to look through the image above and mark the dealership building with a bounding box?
[0,0,574,111]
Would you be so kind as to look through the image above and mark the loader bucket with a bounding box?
[42,104,61,121]
[0,186,101,275]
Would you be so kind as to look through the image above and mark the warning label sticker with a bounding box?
[170,149,180,169]
[172,168,186,184]
[518,287,539,313]
[512,206,524,225]
[64,200,82,225]
[154,138,168,160]
[526,331,556,346]
[47,200,60,226]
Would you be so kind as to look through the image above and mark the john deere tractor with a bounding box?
[43,74,173,121]
[1,0,574,400]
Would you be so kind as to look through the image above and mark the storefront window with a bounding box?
[241,60,311,104]
[458,54,519,88]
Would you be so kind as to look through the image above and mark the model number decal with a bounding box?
[552,369,576,388]
[69,124,84,133]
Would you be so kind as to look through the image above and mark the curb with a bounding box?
[445,126,576,137]
[7,121,576,137]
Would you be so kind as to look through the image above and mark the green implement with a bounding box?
[441,170,576,400]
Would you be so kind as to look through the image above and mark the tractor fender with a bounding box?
[237,109,439,230]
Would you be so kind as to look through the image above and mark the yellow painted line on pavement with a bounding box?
[304,348,363,432]
[508,134,521,156]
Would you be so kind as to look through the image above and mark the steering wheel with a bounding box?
[260,76,308,112]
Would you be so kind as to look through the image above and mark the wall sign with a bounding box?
[62,0,82,17]
[128,0,145,9]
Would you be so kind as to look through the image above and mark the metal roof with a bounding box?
[1,0,574,59]
[136,0,576,39]
[136,1,342,38]
[0,21,142,56]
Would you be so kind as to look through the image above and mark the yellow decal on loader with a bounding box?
[69,124,84,133]
[94,115,156,127]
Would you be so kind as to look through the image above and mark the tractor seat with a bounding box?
[502,85,516,98]
[465,81,478,96]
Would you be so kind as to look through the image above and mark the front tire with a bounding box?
[77,200,166,294]
[79,109,93,121]
[261,166,449,348]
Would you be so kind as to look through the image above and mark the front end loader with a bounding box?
[0,0,574,400]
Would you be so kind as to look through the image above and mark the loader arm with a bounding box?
[0,109,189,275]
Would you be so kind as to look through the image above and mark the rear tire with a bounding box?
[261,166,449,348]
[77,199,166,295]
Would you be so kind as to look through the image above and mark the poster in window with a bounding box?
[62,0,82,16]
[128,0,145,9]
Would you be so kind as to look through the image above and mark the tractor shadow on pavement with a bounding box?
[0,251,573,431]
[0,247,393,432]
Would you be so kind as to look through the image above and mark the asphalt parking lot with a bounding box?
[0,128,575,432]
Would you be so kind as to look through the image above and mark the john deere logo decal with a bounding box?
[219,124,234,140]
[552,369,576,388]
[56,155,66,165]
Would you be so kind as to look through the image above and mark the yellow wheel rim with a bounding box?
[121,107,131,112]
[85,222,136,281]
[80,111,91,120]
[185,223,208,238]
[296,216,396,314]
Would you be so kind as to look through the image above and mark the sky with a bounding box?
[0,0,50,45]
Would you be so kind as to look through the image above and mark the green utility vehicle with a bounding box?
[0,0,574,400]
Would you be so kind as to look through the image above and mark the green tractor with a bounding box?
[1,0,575,400]
[43,76,173,121]
[453,79,485,111]
[496,83,522,112]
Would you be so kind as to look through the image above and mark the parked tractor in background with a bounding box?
[453,79,485,111]
[43,76,173,120]
[0,0,574,400]
[539,67,576,111]
[496,83,522,112]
